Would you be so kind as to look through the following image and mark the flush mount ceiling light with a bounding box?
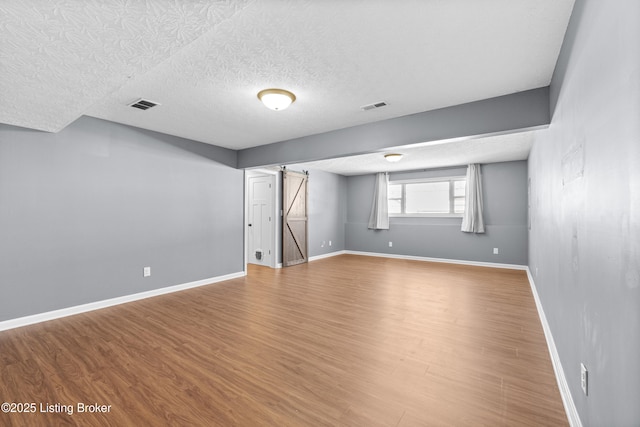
[257,88,296,111]
[384,153,403,163]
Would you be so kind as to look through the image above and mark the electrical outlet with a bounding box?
[143,267,151,277]
[329,240,332,246]
[389,241,393,247]
[321,240,325,248]
[493,247,499,254]
[581,363,588,395]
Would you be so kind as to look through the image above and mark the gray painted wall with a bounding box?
[307,169,347,258]
[346,161,528,265]
[238,88,550,169]
[0,116,244,322]
[529,0,640,425]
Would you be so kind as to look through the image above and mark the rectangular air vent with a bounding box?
[360,101,388,111]
[128,99,160,110]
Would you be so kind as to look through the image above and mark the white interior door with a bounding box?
[248,175,274,266]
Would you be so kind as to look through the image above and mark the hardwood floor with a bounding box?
[0,255,568,426]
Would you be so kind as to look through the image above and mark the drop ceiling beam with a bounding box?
[237,87,550,169]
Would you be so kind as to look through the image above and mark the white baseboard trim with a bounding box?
[344,250,527,271]
[309,250,347,262]
[526,268,582,427]
[0,271,246,332]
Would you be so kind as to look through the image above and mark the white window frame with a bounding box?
[388,176,466,218]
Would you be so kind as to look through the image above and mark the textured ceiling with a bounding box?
[288,131,536,176]
[1,0,575,164]
[0,0,251,133]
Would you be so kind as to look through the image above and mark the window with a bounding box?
[388,177,466,217]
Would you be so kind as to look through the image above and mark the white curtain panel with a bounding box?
[461,164,485,233]
[368,172,390,230]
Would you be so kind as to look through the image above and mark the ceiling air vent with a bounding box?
[128,99,160,110]
[360,101,388,111]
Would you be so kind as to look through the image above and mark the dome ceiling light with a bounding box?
[257,88,296,111]
[384,153,403,163]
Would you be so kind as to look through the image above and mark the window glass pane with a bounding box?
[405,182,449,213]
[388,199,402,214]
[454,180,466,197]
[454,197,465,214]
[388,184,402,199]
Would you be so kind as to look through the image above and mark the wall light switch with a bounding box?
[143,267,151,277]
[329,240,332,246]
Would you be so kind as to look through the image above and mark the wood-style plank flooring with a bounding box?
[0,255,568,426]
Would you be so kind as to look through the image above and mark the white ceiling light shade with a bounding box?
[257,88,296,111]
[384,153,403,162]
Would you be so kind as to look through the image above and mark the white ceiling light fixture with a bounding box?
[384,153,403,163]
[257,88,296,111]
